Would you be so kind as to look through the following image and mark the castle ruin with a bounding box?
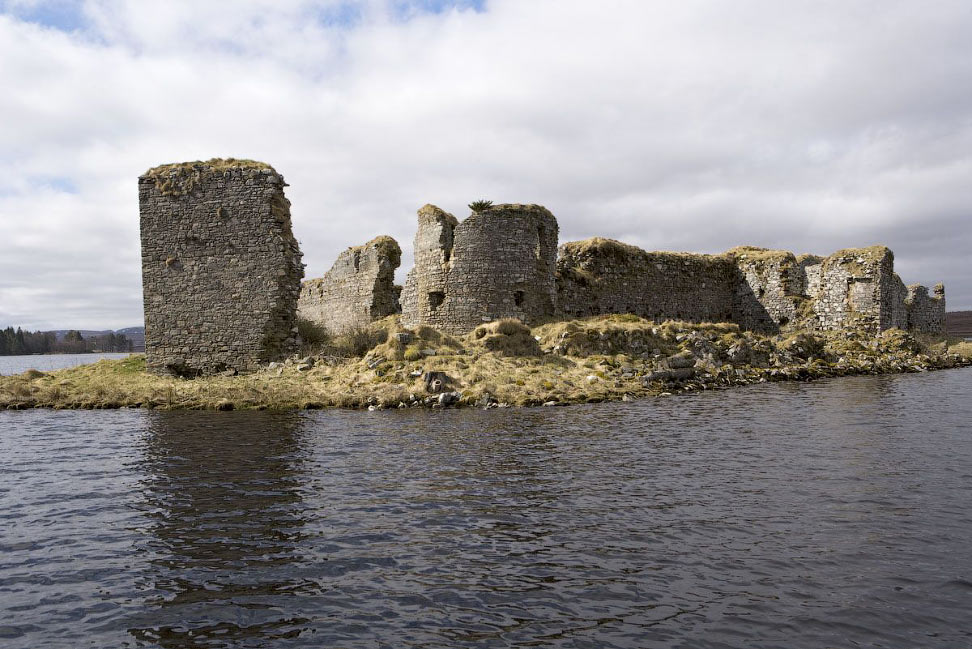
[302,203,944,337]
[139,159,946,375]
[297,236,401,332]
[139,159,303,376]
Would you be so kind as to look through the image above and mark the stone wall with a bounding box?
[907,283,946,333]
[400,204,558,334]
[555,240,945,336]
[805,246,900,333]
[298,236,401,332]
[728,246,931,334]
[556,238,735,323]
[730,247,822,333]
[139,159,303,376]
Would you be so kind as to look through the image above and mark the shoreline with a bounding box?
[2,316,970,412]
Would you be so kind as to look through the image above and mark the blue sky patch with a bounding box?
[0,0,87,33]
[313,1,365,29]
[391,0,486,20]
[36,176,78,194]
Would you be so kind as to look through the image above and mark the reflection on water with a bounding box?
[130,411,309,646]
[1,368,972,648]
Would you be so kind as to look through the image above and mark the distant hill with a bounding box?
[946,312,972,337]
[48,327,145,351]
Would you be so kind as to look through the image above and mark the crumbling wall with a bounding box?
[888,274,910,331]
[907,283,946,333]
[399,205,459,330]
[400,204,558,334]
[298,236,401,332]
[558,240,941,336]
[807,246,899,333]
[139,159,303,376]
[731,246,913,334]
[730,248,821,333]
[556,238,735,323]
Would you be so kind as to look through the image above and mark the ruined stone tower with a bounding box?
[298,235,402,332]
[400,203,559,334]
[139,159,303,376]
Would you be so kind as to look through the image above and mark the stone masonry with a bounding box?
[298,236,401,332]
[907,283,946,333]
[139,169,947,373]
[400,204,559,334]
[731,245,943,334]
[803,246,902,333]
[730,247,822,333]
[554,239,944,335]
[556,238,736,323]
[139,159,303,376]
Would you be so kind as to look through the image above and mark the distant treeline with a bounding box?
[0,327,134,356]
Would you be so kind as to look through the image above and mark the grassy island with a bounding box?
[2,315,970,411]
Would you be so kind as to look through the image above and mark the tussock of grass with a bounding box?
[471,319,541,357]
[297,318,330,354]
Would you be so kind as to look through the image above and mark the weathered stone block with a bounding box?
[139,159,303,376]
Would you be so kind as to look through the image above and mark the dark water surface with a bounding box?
[2,368,971,648]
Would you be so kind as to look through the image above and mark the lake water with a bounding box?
[1,368,971,648]
[0,353,131,376]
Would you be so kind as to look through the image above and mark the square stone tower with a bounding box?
[139,159,303,376]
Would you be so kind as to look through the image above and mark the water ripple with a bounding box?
[1,369,971,647]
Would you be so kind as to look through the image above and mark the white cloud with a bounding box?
[1,0,971,330]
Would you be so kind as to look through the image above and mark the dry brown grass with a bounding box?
[947,340,972,359]
[2,316,968,412]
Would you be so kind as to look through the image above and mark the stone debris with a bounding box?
[366,355,386,369]
[423,371,450,393]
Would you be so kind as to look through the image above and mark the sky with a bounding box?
[1,0,970,330]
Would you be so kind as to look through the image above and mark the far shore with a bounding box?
[1,316,970,412]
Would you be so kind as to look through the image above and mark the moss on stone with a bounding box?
[363,235,402,267]
[728,246,798,274]
[821,245,891,276]
[143,158,275,178]
[142,159,277,198]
